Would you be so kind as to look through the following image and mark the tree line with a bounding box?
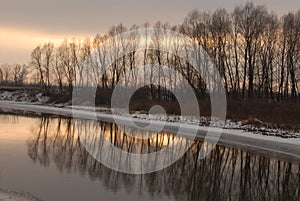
[1,2,299,101]
[0,64,28,85]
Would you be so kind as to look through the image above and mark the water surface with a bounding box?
[0,114,299,201]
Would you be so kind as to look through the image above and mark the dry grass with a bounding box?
[226,99,300,128]
[129,96,300,129]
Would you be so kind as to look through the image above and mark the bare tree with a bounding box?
[0,64,12,84]
[57,40,76,95]
[210,8,233,93]
[42,42,54,91]
[31,46,47,91]
[234,2,268,97]
[281,12,300,98]
[12,64,28,85]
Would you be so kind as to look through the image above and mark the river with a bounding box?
[0,114,299,201]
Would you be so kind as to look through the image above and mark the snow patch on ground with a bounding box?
[0,189,41,201]
[120,113,300,138]
[0,91,49,103]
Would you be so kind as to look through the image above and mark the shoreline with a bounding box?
[0,188,41,201]
[0,100,300,164]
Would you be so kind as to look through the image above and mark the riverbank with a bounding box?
[0,188,41,201]
[0,101,299,164]
[0,89,299,137]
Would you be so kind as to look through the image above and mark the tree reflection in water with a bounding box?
[27,117,300,201]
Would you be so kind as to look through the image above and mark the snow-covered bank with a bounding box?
[1,90,299,138]
[0,188,41,201]
[0,101,299,163]
[66,105,300,138]
[0,90,49,103]
[120,113,300,138]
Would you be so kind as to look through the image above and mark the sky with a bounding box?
[0,0,299,64]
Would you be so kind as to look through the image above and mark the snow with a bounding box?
[0,189,41,201]
[0,91,49,103]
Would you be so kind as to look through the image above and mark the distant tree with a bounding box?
[57,40,77,95]
[13,64,28,85]
[93,34,109,88]
[42,42,54,91]
[281,12,300,98]
[257,13,278,98]
[52,48,65,94]
[31,46,47,91]
[210,8,233,93]
[233,2,268,97]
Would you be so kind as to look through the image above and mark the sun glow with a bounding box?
[0,27,65,48]
[139,36,153,47]
[0,26,91,63]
